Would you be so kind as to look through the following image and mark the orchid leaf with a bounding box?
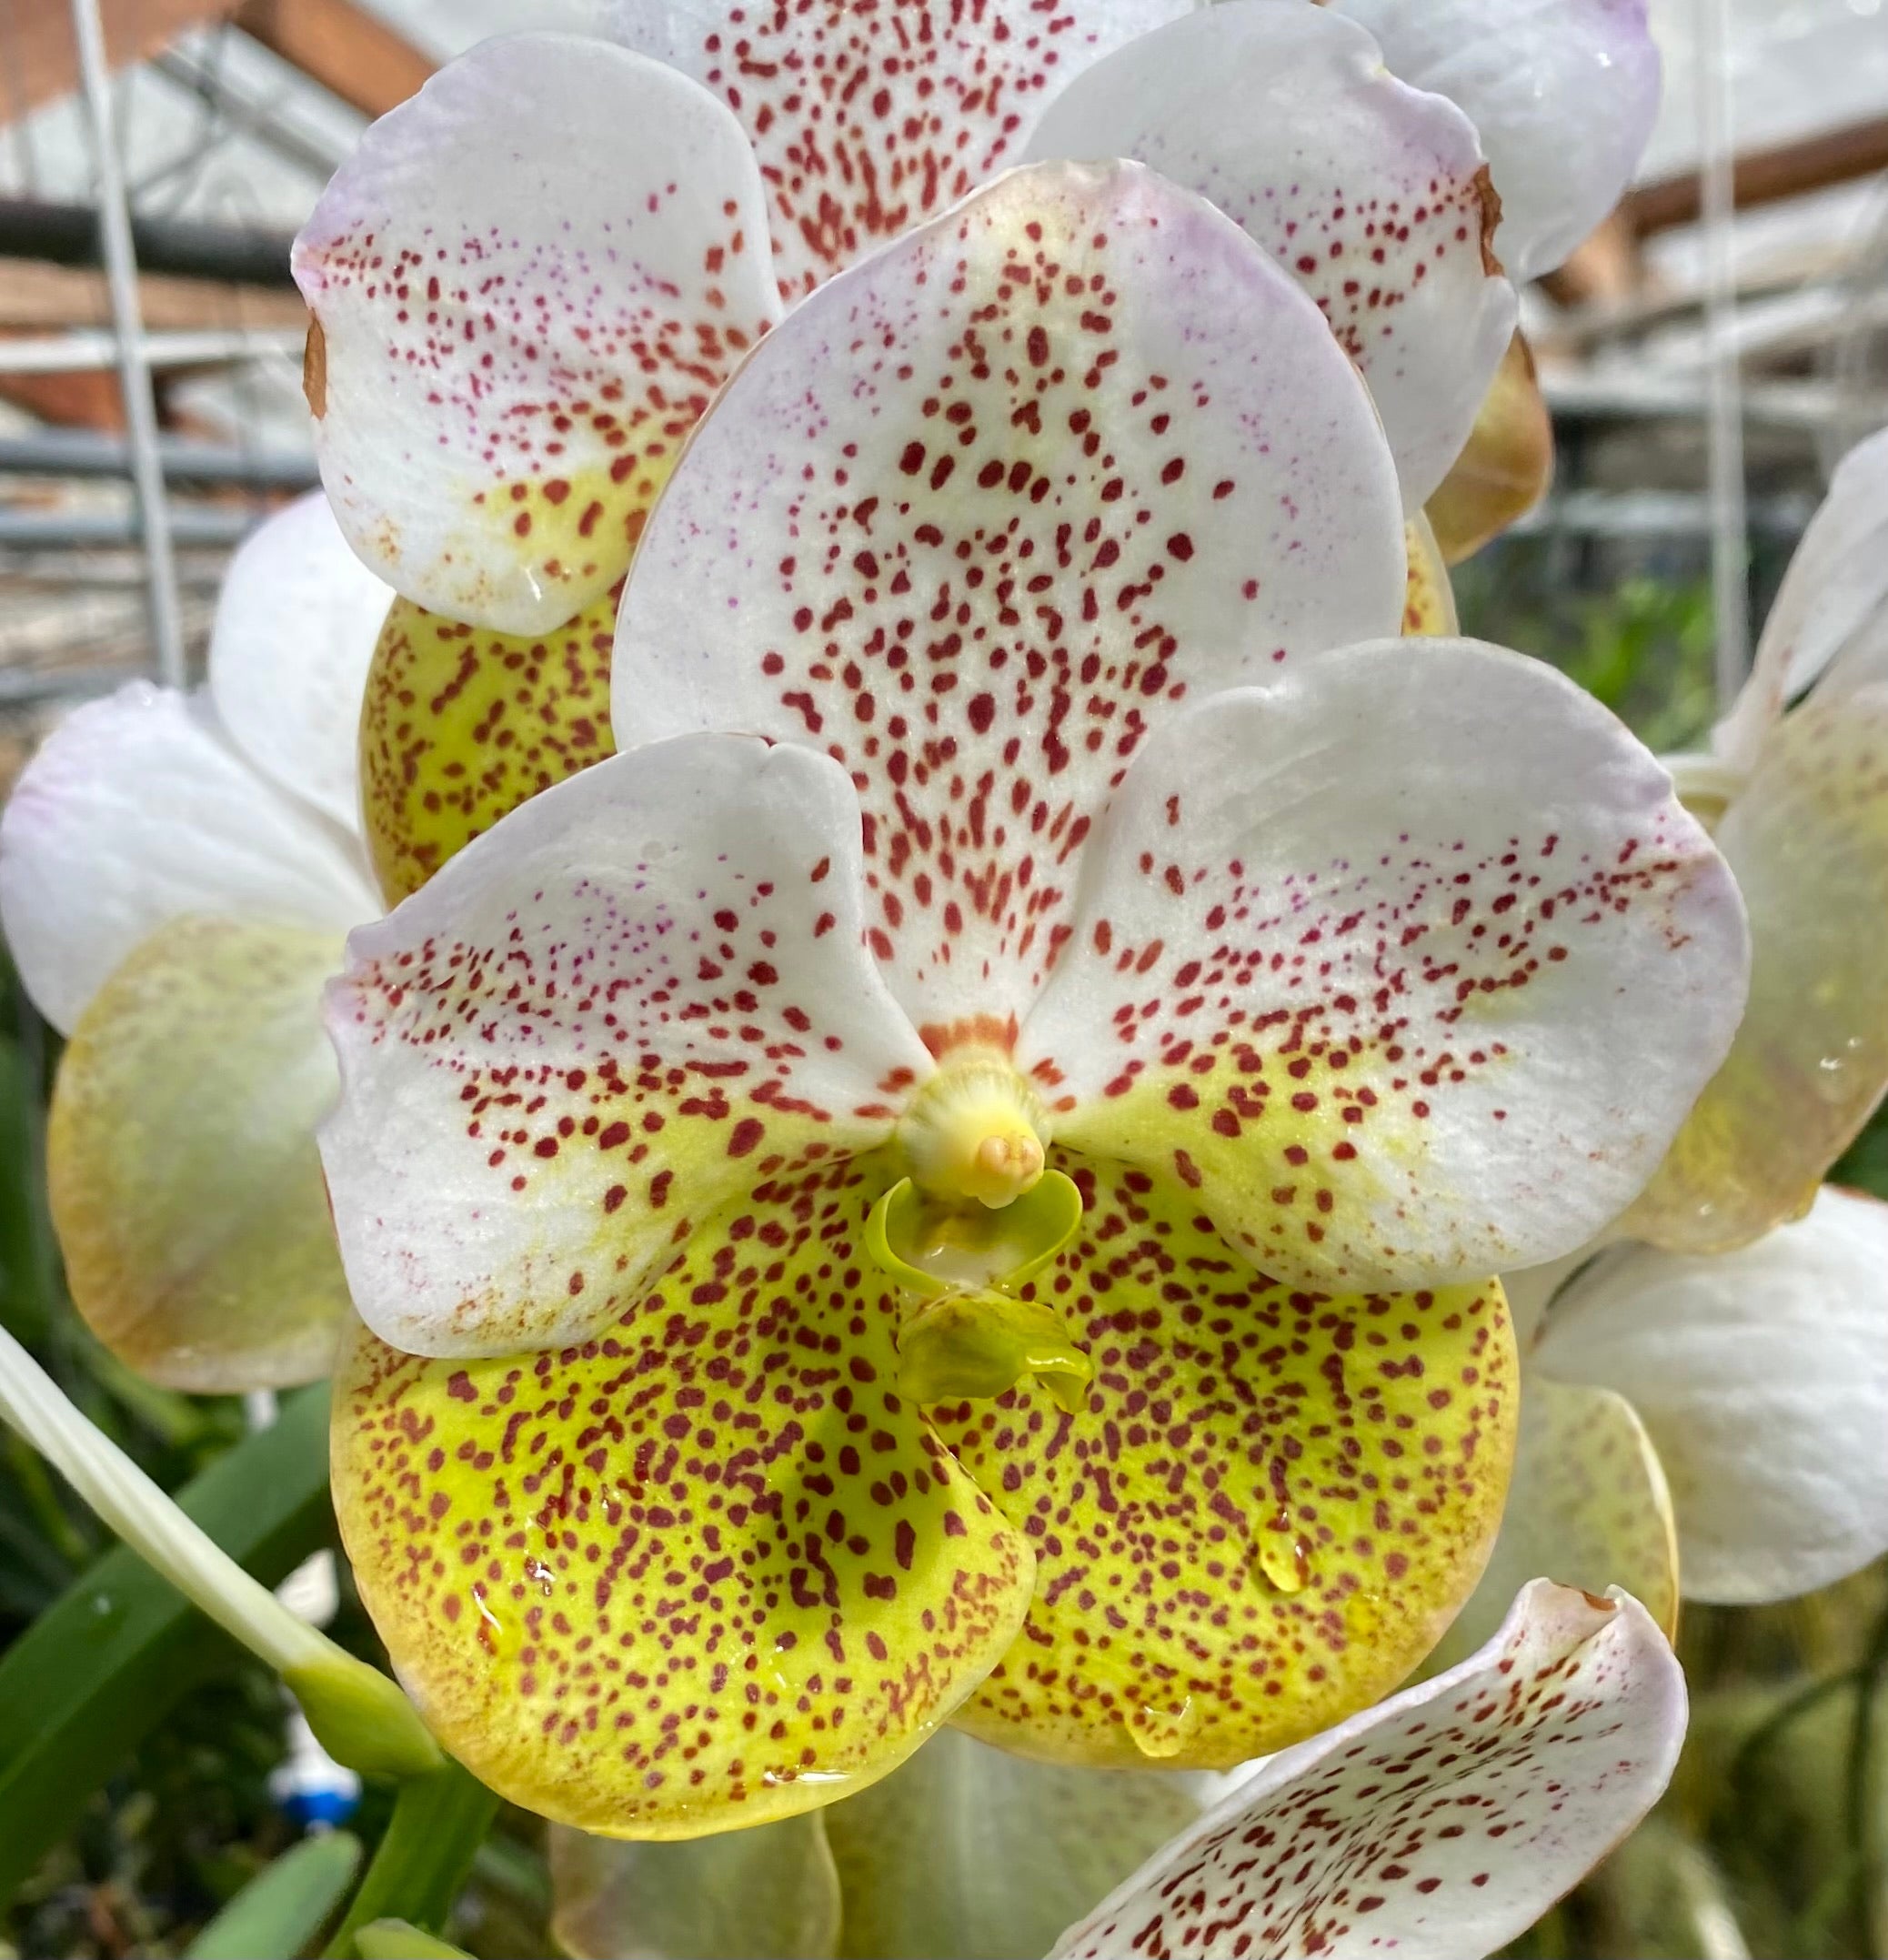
[186,1830,362,1960]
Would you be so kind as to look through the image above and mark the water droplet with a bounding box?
[1130,1694,1199,1759]
[470,1583,507,1656]
[1256,1505,1311,1594]
[523,1556,556,1596]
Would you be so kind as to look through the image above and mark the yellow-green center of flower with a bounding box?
[895,1052,1049,1210]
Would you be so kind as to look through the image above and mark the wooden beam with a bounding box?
[0,258,308,334]
[1622,114,1888,236]
[0,0,231,122]
[231,0,434,119]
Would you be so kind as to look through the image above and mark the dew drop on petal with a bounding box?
[1255,1504,1312,1595]
[1129,1695,1200,1761]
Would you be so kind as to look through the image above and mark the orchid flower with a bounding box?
[1430,427,1888,1663]
[314,157,1745,1836]
[547,1582,1683,1960]
[303,0,1662,898]
[0,494,391,1391]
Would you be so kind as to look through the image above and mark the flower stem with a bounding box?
[0,1323,438,1779]
[324,1759,500,1957]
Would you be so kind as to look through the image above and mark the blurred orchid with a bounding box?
[0,495,390,1390]
[1434,427,1888,1661]
[316,159,1744,1834]
[302,0,1662,897]
[547,1582,1684,1960]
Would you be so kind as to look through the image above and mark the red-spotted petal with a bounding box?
[331,1160,1033,1837]
[359,588,618,905]
[319,736,935,1359]
[292,35,781,635]
[1332,0,1662,283]
[1019,640,1750,1292]
[1049,1579,1686,1960]
[933,1156,1516,1768]
[615,160,1405,1038]
[613,0,1195,299]
[1023,2,1515,508]
[0,684,377,1036]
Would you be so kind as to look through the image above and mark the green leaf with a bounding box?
[352,1921,475,1960]
[324,1760,500,1958]
[186,1831,364,1960]
[0,1381,335,1906]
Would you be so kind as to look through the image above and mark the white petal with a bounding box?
[1024,1,1517,507]
[1715,425,1888,774]
[319,735,935,1359]
[1537,1186,1888,1604]
[1331,0,1662,281]
[1049,1579,1686,1960]
[615,160,1404,1037]
[0,685,378,1035]
[1019,639,1750,1292]
[293,35,782,634]
[613,0,1196,298]
[208,492,393,835]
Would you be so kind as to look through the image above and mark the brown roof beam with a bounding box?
[231,0,434,119]
[1621,115,1888,236]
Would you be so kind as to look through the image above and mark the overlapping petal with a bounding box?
[612,0,1195,300]
[1714,425,1888,774]
[1403,518,1458,638]
[320,735,935,1359]
[551,1812,840,1960]
[1426,332,1552,566]
[330,1159,1033,1837]
[1536,1189,1888,1604]
[549,1727,1203,1960]
[930,1156,1517,1768]
[1023,2,1516,508]
[0,684,377,1035]
[1625,687,1888,1252]
[1424,1376,1675,1674]
[1331,0,1662,283]
[292,35,782,634]
[207,490,393,832]
[46,918,352,1392]
[616,161,1405,1033]
[1019,641,1750,1292]
[359,589,618,904]
[1050,1578,1685,1960]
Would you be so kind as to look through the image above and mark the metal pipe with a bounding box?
[0,429,316,489]
[0,196,297,288]
[0,508,258,548]
[68,0,186,688]
[0,327,306,375]
[1698,0,1751,702]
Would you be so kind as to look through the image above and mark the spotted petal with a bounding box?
[1331,0,1662,283]
[1625,688,1888,1252]
[612,0,1195,300]
[1019,640,1749,1292]
[1715,426,1888,775]
[1050,1578,1685,1960]
[1537,1189,1888,1604]
[320,735,935,1359]
[208,490,393,833]
[615,161,1405,1036]
[929,1156,1517,1769]
[0,684,377,1035]
[47,918,352,1392]
[1023,2,1515,508]
[331,1160,1033,1837]
[1424,1375,1676,1674]
[292,35,781,634]
[359,589,618,904]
